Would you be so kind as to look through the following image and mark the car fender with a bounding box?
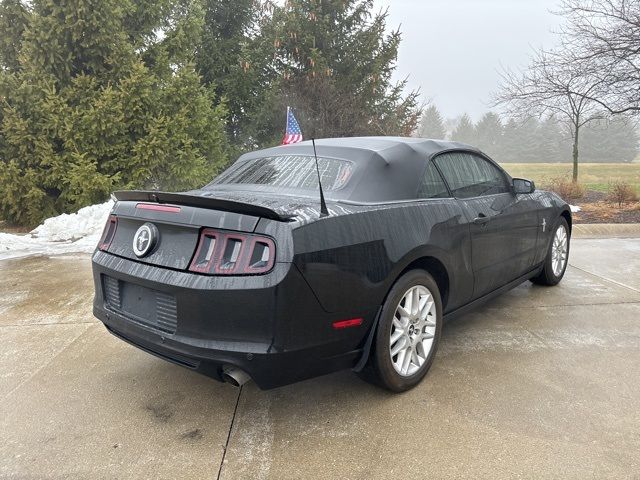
[533,190,572,265]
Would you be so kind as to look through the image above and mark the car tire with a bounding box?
[363,269,443,392]
[531,217,570,286]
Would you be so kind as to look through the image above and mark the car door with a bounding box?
[415,159,475,310]
[433,151,539,299]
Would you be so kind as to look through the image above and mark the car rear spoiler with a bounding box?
[112,190,294,222]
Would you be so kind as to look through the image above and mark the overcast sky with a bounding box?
[373,0,563,120]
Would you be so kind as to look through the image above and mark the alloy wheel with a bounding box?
[551,224,568,276]
[389,285,437,377]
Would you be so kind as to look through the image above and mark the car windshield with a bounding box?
[208,155,354,192]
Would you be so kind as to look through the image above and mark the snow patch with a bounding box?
[570,204,582,213]
[30,201,114,241]
[0,201,113,261]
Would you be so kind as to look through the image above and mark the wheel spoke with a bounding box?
[412,288,420,315]
[390,330,404,345]
[402,347,412,373]
[403,294,413,316]
[416,339,430,358]
[390,338,407,357]
[395,348,406,370]
[398,307,411,321]
[420,300,433,320]
[423,316,436,328]
[411,348,421,366]
[418,294,429,312]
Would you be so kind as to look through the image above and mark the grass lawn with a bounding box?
[499,162,640,194]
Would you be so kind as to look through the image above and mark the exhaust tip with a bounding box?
[222,365,251,387]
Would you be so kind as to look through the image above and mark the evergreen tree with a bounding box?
[418,105,446,139]
[515,118,542,163]
[494,113,638,164]
[535,116,567,163]
[451,114,476,145]
[474,112,503,158]
[260,0,421,140]
[0,0,228,226]
[500,118,522,163]
[0,0,28,73]
[195,0,272,151]
[580,117,639,163]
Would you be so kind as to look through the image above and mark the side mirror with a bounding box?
[512,178,535,194]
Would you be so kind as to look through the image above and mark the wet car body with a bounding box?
[92,137,571,389]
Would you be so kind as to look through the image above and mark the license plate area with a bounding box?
[102,275,177,334]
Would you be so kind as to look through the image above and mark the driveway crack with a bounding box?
[568,263,640,294]
[216,385,243,480]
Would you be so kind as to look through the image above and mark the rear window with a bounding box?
[210,155,354,191]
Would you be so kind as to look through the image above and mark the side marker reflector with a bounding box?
[332,318,363,330]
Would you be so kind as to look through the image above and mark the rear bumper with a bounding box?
[97,318,361,389]
[91,251,377,389]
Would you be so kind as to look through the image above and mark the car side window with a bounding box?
[417,161,450,199]
[434,152,510,199]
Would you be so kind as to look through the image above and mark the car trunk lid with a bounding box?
[106,191,279,270]
[104,189,337,270]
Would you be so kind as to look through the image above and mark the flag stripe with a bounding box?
[282,107,303,145]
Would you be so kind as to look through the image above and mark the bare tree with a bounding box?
[557,0,640,115]
[493,50,605,182]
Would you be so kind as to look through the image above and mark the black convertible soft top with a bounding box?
[240,137,475,162]
[216,137,479,204]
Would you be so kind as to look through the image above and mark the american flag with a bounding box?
[282,107,303,145]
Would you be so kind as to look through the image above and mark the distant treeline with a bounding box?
[419,106,639,163]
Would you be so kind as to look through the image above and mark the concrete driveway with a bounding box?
[1,238,639,479]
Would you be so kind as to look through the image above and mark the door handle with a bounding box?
[473,213,491,225]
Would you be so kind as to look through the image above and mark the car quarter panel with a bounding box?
[287,199,473,315]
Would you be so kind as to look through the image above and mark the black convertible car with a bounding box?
[92,137,571,392]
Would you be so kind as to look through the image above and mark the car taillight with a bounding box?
[189,229,276,275]
[98,215,118,251]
